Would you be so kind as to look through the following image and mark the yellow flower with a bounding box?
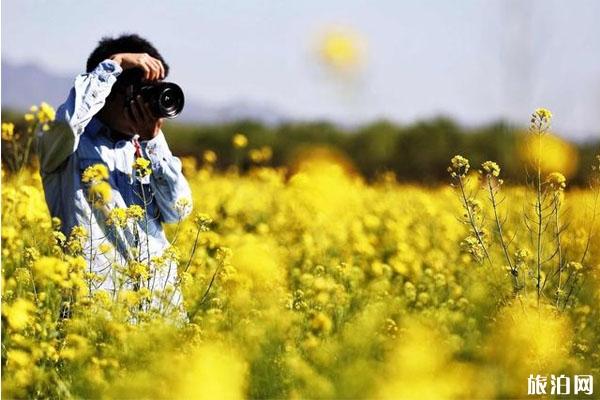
[127,261,149,280]
[194,213,213,232]
[37,102,56,123]
[133,157,152,178]
[203,150,217,164]
[534,107,552,121]
[32,256,70,285]
[89,181,113,208]
[106,207,128,227]
[1,122,15,141]
[318,27,364,71]
[133,156,150,169]
[480,161,501,177]
[567,261,583,271]
[126,204,145,220]
[310,312,332,334]
[232,133,248,149]
[174,197,193,218]
[98,242,113,254]
[2,298,35,331]
[448,155,470,178]
[249,146,273,164]
[70,225,88,239]
[82,163,110,184]
[545,172,566,192]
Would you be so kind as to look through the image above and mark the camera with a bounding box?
[125,81,185,119]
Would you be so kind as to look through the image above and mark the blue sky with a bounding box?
[3,0,600,139]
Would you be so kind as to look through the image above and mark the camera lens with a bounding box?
[137,82,185,119]
[157,84,184,118]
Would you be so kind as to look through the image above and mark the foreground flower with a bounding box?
[530,107,553,130]
[194,213,213,232]
[106,207,128,227]
[82,164,110,184]
[126,204,145,220]
[174,197,193,218]
[480,161,501,178]
[448,155,470,178]
[545,172,566,192]
[534,108,552,122]
[89,181,113,208]
[133,157,152,178]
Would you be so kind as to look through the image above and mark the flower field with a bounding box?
[1,108,600,399]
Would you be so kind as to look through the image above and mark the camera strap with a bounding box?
[131,134,143,158]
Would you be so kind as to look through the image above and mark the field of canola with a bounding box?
[1,108,600,399]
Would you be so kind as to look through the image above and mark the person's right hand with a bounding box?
[109,53,165,81]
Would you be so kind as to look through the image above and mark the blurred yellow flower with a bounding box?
[2,122,15,141]
[37,102,56,123]
[232,133,248,148]
[519,132,578,177]
[317,27,366,71]
[203,149,217,164]
[2,299,35,331]
[89,181,113,208]
[545,171,566,192]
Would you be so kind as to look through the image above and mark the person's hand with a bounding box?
[127,95,163,140]
[109,53,165,81]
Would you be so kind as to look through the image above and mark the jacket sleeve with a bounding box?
[140,130,194,223]
[36,59,122,175]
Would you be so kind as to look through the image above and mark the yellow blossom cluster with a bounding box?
[132,156,152,178]
[1,106,599,399]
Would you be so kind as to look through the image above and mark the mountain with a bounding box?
[2,61,74,110]
[1,60,289,125]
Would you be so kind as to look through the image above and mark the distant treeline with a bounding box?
[163,118,599,187]
[2,107,599,186]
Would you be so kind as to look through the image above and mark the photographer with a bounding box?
[36,34,192,303]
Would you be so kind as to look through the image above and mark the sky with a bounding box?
[2,0,600,140]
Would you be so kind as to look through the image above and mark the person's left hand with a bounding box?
[127,95,163,140]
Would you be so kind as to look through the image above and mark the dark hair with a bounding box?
[86,34,169,86]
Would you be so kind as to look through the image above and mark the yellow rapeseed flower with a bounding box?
[448,155,470,178]
[174,197,193,218]
[133,157,152,178]
[480,161,500,177]
[545,172,566,192]
[2,122,15,141]
[194,213,213,231]
[82,163,110,184]
[37,102,56,123]
[126,204,145,220]
[534,107,552,121]
[232,133,248,149]
[203,150,217,164]
[2,298,35,331]
[89,181,113,208]
[107,207,128,227]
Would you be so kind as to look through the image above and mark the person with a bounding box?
[36,34,193,308]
